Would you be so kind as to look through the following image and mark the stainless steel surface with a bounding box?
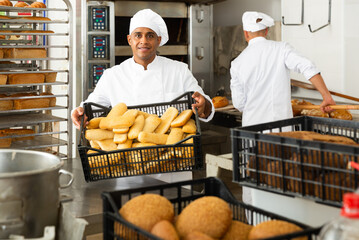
[0,150,67,238]
[59,158,170,237]
[114,1,187,17]
[0,0,73,158]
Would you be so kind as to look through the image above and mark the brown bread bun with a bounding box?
[222,220,253,240]
[212,96,229,108]
[248,220,305,240]
[14,1,28,7]
[151,220,179,240]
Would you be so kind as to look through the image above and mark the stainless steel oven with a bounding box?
[77,0,218,101]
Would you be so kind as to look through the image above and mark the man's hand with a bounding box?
[320,97,336,113]
[192,92,211,118]
[71,107,88,130]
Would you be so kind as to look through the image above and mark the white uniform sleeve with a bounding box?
[230,62,246,112]
[284,43,320,80]
[181,66,215,122]
[79,69,112,108]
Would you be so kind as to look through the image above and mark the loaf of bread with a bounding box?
[212,96,229,109]
[0,94,13,111]
[0,133,11,148]
[4,48,47,59]
[0,128,35,141]
[0,74,7,85]
[8,73,45,84]
[42,70,57,82]
[12,92,51,110]
[14,1,29,7]
[329,109,353,120]
[0,16,11,19]
[40,92,56,107]
[0,49,3,58]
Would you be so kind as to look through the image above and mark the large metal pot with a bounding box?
[0,149,73,238]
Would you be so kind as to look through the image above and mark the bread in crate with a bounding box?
[4,48,47,59]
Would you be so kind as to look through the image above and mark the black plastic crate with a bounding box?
[231,116,359,207]
[102,177,320,240]
[78,92,203,182]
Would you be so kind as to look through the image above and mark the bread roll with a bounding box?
[288,166,315,195]
[131,142,156,148]
[8,73,45,84]
[222,221,253,240]
[0,74,7,85]
[138,132,168,145]
[113,127,129,134]
[4,48,47,59]
[29,1,46,8]
[107,103,127,118]
[87,117,104,129]
[166,128,184,145]
[171,109,193,127]
[314,172,346,202]
[118,194,174,233]
[117,139,133,150]
[96,139,117,151]
[182,119,196,134]
[176,196,232,239]
[85,129,114,141]
[155,107,178,134]
[248,220,304,240]
[0,0,12,6]
[128,114,145,140]
[101,109,138,130]
[151,220,179,240]
[329,109,353,120]
[143,115,161,133]
[89,140,100,149]
[212,96,229,108]
[113,133,127,144]
[14,2,29,7]
[183,231,214,240]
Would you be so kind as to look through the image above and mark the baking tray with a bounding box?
[78,92,203,182]
[231,116,359,207]
[102,177,320,240]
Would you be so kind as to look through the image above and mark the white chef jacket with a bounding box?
[83,55,214,122]
[230,37,319,127]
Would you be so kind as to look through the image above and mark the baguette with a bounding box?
[85,129,114,141]
[138,132,168,145]
[171,109,193,127]
[8,73,45,84]
[155,107,178,134]
[128,115,145,140]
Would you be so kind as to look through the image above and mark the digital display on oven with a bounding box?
[91,36,107,59]
[91,7,108,31]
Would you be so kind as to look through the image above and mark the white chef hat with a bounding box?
[242,11,274,32]
[129,9,169,46]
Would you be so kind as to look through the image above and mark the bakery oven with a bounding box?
[78,0,218,100]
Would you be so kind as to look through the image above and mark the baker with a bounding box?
[230,11,335,204]
[72,8,214,182]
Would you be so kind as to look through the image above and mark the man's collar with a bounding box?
[248,36,266,46]
[131,55,158,70]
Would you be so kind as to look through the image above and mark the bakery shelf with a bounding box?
[0,113,66,128]
[0,82,68,87]
[9,135,68,149]
[0,6,68,12]
[0,45,69,49]
[0,33,69,36]
[0,106,67,115]
[0,57,69,61]
[0,19,69,24]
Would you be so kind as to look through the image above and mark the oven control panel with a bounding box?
[89,63,109,90]
[89,7,108,31]
[90,36,108,59]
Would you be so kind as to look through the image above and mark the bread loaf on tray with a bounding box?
[12,92,52,110]
[4,48,47,59]
[0,94,13,111]
[8,73,45,84]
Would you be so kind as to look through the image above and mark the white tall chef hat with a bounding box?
[129,9,169,46]
[242,11,274,32]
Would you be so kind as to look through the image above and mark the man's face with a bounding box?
[127,27,161,65]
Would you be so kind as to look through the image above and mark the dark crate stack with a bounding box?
[78,92,203,182]
[102,177,320,240]
[231,116,359,207]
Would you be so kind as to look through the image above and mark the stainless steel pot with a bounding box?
[0,149,73,238]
